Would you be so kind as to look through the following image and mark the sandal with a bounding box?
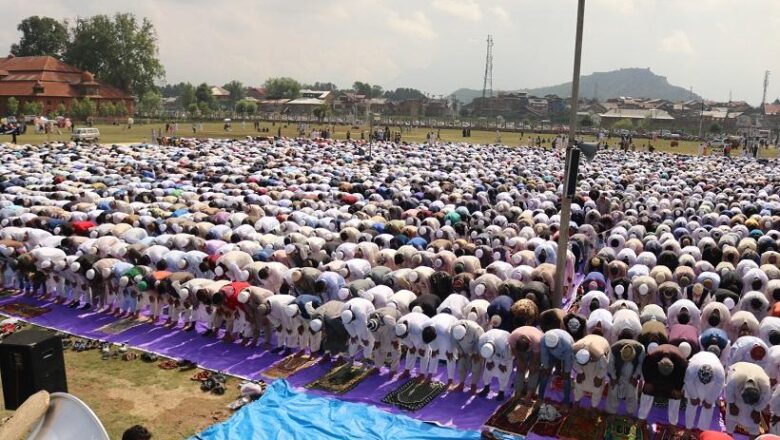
[158,360,179,370]
[201,378,216,392]
[227,396,252,410]
[191,371,211,382]
[177,360,196,371]
[211,384,225,395]
[122,352,138,361]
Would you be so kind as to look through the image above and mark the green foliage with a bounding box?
[21,101,43,115]
[160,82,190,98]
[181,84,196,108]
[98,101,115,117]
[187,103,199,117]
[244,101,257,115]
[307,82,338,91]
[223,81,246,105]
[10,16,69,57]
[198,102,211,115]
[580,115,593,127]
[384,87,425,101]
[195,83,213,105]
[612,118,634,130]
[114,101,128,116]
[235,100,247,114]
[71,98,96,120]
[264,77,301,99]
[709,122,722,134]
[138,91,162,115]
[56,103,67,116]
[63,13,164,96]
[352,82,383,98]
[6,97,19,116]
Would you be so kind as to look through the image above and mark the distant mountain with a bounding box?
[451,68,701,105]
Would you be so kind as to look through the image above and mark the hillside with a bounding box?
[452,68,701,105]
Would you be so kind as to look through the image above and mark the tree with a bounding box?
[371,85,383,99]
[223,80,245,106]
[612,118,634,130]
[245,101,257,115]
[138,91,162,115]
[188,103,199,117]
[6,97,19,116]
[98,101,115,117]
[235,100,247,115]
[264,77,301,99]
[384,87,425,101]
[56,103,66,116]
[71,98,96,120]
[64,13,164,97]
[181,83,196,108]
[352,82,383,98]
[114,101,128,116]
[195,83,213,105]
[22,101,43,115]
[580,115,593,127]
[10,16,69,58]
[306,82,338,91]
[198,102,210,116]
[710,122,722,134]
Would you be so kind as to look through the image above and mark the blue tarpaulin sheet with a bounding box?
[191,380,481,440]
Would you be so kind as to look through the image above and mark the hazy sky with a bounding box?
[1,0,779,103]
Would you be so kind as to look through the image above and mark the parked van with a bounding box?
[71,127,100,142]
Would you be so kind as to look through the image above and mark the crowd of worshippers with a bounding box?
[2,138,780,435]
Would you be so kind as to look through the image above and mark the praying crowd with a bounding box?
[2,137,780,437]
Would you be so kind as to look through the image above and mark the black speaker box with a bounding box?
[0,329,67,410]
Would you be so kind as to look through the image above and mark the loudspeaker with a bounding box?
[0,329,67,410]
[575,141,600,162]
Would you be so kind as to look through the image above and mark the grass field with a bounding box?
[6,120,775,157]
[0,326,238,439]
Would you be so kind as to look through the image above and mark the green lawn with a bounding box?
[5,120,776,157]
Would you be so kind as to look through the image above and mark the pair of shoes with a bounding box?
[201,378,217,392]
[158,360,179,370]
[211,384,225,395]
[177,359,196,371]
[140,352,158,363]
[122,352,138,361]
[212,372,226,383]
[191,371,211,382]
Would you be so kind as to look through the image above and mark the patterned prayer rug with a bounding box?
[381,378,447,411]
[0,302,51,319]
[0,288,19,299]
[558,407,607,440]
[262,353,318,380]
[718,400,769,436]
[530,403,567,437]
[97,318,145,335]
[306,362,376,394]
[653,424,699,440]
[483,397,537,437]
[603,415,650,440]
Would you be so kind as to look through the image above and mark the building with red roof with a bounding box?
[0,55,134,116]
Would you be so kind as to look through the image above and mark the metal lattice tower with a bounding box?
[762,70,770,107]
[482,35,494,99]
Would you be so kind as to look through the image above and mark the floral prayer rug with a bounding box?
[0,302,51,319]
[558,407,607,440]
[603,415,650,440]
[653,424,699,440]
[306,362,376,394]
[482,397,537,437]
[381,378,447,411]
[262,353,318,380]
[0,288,19,298]
[718,400,768,436]
[97,318,145,335]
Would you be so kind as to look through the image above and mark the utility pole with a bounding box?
[698,98,704,139]
[552,0,586,307]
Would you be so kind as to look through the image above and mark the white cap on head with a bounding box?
[407,271,419,283]
[615,285,625,297]
[412,305,423,314]
[678,342,692,358]
[724,297,735,310]
[575,349,590,365]
[638,284,649,295]
[340,309,354,323]
[285,303,298,317]
[544,332,559,348]
[214,266,224,277]
[480,342,495,359]
[467,311,478,322]
[647,342,659,354]
[119,276,129,287]
[475,284,486,296]
[338,288,350,300]
[310,318,323,332]
[86,269,96,280]
[395,322,408,337]
[452,324,467,341]
[237,290,250,304]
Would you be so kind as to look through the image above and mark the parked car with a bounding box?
[71,127,100,142]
